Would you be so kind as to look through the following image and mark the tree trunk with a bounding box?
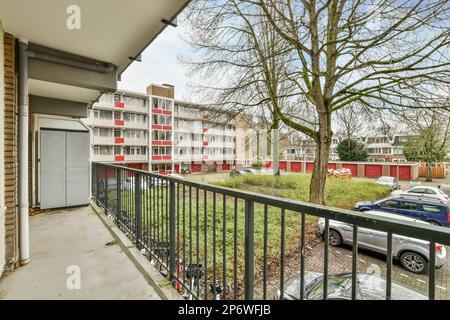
[272,127,280,176]
[426,162,433,182]
[310,134,332,204]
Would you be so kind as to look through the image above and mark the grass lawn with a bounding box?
[104,173,390,297]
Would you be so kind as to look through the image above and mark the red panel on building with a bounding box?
[152,108,162,114]
[152,141,162,146]
[203,128,208,133]
[115,155,125,161]
[280,161,287,170]
[115,120,124,126]
[162,156,172,160]
[365,164,382,178]
[328,163,337,170]
[265,161,272,168]
[342,163,358,176]
[153,125,162,130]
[152,155,162,160]
[115,137,124,144]
[191,163,202,172]
[115,102,124,108]
[174,164,180,173]
[162,110,172,116]
[390,165,411,181]
[127,163,143,170]
[202,115,208,120]
[222,162,230,171]
[162,125,172,131]
[203,141,208,146]
[306,162,314,172]
[162,141,172,146]
[203,155,209,160]
[291,162,302,172]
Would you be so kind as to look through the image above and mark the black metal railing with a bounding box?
[92,162,450,300]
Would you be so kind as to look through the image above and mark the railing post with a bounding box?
[104,166,108,209]
[244,200,255,300]
[134,172,142,248]
[116,168,121,215]
[169,180,176,286]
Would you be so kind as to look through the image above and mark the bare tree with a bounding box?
[334,107,366,139]
[183,0,450,204]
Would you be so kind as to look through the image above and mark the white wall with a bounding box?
[0,21,6,276]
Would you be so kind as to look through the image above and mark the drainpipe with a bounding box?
[18,39,30,265]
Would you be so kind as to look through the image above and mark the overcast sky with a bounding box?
[118,19,193,101]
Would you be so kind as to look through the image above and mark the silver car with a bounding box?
[318,210,446,274]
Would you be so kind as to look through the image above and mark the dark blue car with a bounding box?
[355,196,450,227]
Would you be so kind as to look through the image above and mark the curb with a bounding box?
[90,202,183,300]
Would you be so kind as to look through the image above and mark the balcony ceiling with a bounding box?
[0,0,190,104]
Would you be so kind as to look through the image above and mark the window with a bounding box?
[379,200,398,209]
[399,202,419,211]
[425,189,437,195]
[423,204,441,214]
[409,188,426,194]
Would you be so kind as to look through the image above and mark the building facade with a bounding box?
[83,84,238,174]
[284,133,414,162]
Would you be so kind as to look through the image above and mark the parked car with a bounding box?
[392,186,449,203]
[354,196,450,227]
[230,169,247,177]
[278,272,427,300]
[375,176,399,190]
[317,210,446,273]
[242,168,257,174]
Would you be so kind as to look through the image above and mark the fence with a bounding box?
[92,162,450,300]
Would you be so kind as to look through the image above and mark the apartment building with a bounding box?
[174,100,236,173]
[83,84,238,174]
[82,90,150,171]
[284,133,414,162]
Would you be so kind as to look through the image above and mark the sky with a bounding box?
[118,19,193,102]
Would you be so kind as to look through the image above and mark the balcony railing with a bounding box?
[91,162,450,300]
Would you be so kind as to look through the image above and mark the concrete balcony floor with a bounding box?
[0,206,162,300]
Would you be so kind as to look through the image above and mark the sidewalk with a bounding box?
[0,206,162,300]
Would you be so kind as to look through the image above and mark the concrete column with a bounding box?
[357,164,365,178]
[18,39,30,265]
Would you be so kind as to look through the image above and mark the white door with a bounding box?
[40,129,89,209]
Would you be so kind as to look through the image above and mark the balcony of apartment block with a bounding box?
[92,119,116,127]
[124,137,148,146]
[175,154,193,162]
[120,102,148,114]
[175,111,202,120]
[224,141,235,149]
[151,155,173,161]
[125,154,148,162]
[92,154,116,162]
[93,136,115,145]
[124,120,148,130]
[175,139,192,148]
[203,127,224,135]
[224,129,235,136]
[191,140,204,148]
